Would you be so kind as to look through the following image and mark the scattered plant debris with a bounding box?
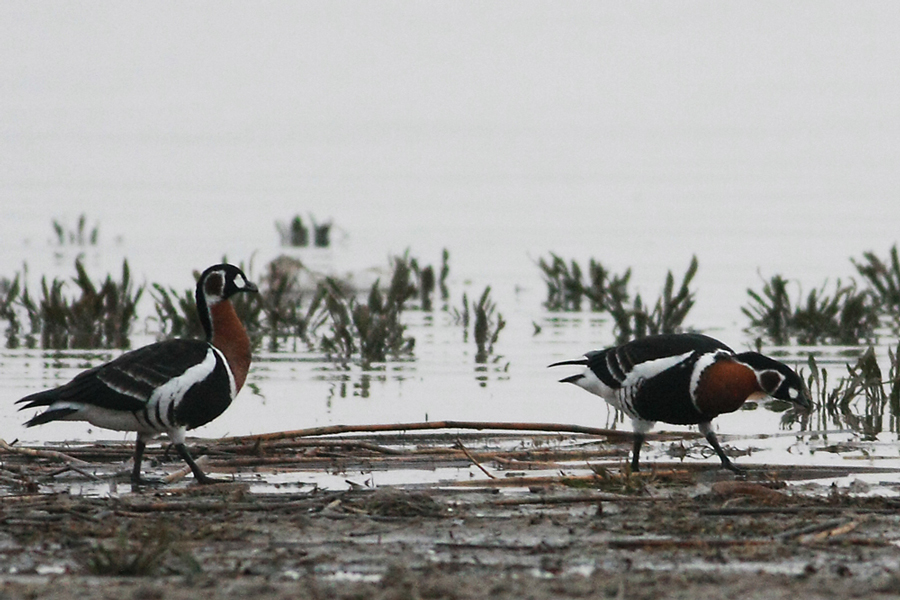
[83,523,198,577]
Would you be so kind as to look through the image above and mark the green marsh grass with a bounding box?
[744,276,878,345]
[318,255,418,365]
[276,214,332,248]
[453,287,506,364]
[806,345,900,438]
[539,253,697,344]
[853,244,900,314]
[0,260,143,350]
[52,213,99,246]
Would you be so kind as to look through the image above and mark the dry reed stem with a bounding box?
[0,439,92,466]
[455,436,496,479]
[217,421,689,445]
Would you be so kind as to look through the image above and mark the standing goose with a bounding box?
[550,333,811,472]
[17,263,258,485]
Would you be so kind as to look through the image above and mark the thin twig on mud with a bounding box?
[161,455,210,484]
[48,464,102,481]
[607,538,771,550]
[701,506,900,516]
[455,436,496,479]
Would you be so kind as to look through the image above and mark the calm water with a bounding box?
[2,4,900,483]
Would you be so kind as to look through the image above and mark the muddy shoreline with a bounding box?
[3,434,900,598]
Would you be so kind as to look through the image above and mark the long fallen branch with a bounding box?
[491,492,666,506]
[0,439,92,466]
[217,421,696,445]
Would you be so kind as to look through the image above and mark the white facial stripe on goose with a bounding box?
[147,347,219,430]
[233,274,247,289]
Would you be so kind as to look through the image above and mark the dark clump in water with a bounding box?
[0,259,144,350]
[538,253,698,344]
[743,275,878,346]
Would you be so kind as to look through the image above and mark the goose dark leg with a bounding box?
[174,443,220,484]
[700,421,743,473]
[131,435,162,486]
[630,432,645,472]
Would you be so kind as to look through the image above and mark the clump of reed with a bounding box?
[256,257,325,351]
[743,276,879,346]
[538,253,698,344]
[454,287,506,363]
[538,253,630,312]
[151,284,204,341]
[52,213,99,246]
[805,345,900,439]
[0,273,34,349]
[317,256,417,365]
[0,260,143,350]
[852,244,900,315]
[745,245,900,346]
[276,214,332,248]
[409,249,450,311]
[611,256,697,344]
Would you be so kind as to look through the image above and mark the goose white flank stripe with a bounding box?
[550,333,812,472]
[16,263,259,486]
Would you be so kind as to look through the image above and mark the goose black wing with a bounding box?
[582,333,733,389]
[17,339,211,414]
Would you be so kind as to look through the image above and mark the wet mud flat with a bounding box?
[4,433,900,599]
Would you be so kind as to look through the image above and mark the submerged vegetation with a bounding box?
[6,215,900,430]
[318,257,417,365]
[743,276,878,346]
[744,245,900,346]
[538,253,697,344]
[454,286,506,363]
[276,214,332,248]
[0,244,476,371]
[52,213,99,247]
[805,345,900,439]
[0,260,143,350]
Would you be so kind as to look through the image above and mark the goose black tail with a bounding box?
[548,358,588,369]
[16,389,59,410]
[23,408,79,427]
